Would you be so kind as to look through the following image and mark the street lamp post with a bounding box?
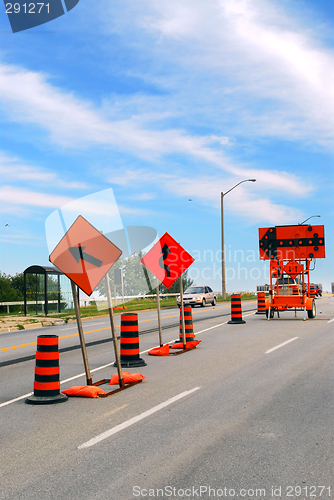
[298,215,321,225]
[221,179,256,299]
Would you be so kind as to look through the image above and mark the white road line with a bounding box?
[78,387,200,450]
[0,392,33,408]
[59,327,78,331]
[0,363,117,408]
[327,319,334,323]
[265,337,299,354]
[195,321,229,335]
[61,362,116,384]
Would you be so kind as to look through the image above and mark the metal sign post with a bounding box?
[179,276,186,349]
[113,281,117,309]
[156,285,163,347]
[105,272,124,389]
[114,268,125,309]
[121,270,125,308]
[71,281,92,385]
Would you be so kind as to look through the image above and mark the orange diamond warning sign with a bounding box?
[283,260,304,280]
[140,232,194,289]
[49,215,122,296]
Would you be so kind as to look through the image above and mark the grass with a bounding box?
[0,293,258,321]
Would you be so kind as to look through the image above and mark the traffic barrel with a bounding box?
[255,292,266,314]
[227,294,246,324]
[179,306,195,342]
[26,335,68,405]
[292,286,299,295]
[115,313,146,368]
[309,285,316,298]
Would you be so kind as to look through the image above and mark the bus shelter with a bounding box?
[23,265,71,316]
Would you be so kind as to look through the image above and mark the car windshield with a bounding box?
[277,278,295,285]
[184,287,204,294]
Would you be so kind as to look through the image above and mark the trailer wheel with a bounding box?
[307,300,316,319]
[266,308,274,318]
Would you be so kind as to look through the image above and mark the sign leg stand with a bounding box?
[71,281,92,385]
[99,273,144,396]
[156,285,163,347]
[170,275,198,355]
[105,273,124,389]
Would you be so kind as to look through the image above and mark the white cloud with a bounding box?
[137,0,334,145]
[0,231,45,246]
[110,166,311,198]
[0,186,72,210]
[135,193,156,201]
[0,64,218,160]
[106,169,305,224]
[161,176,304,224]
[0,153,87,189]
[0,0,329,224]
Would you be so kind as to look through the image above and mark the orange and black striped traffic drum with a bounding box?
[26,335,67,405]
[179,306,195,342]
[228,294,246,324]
[116,313,147,368]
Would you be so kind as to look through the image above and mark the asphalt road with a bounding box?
[0,298,333,500]
[0,302,257,367]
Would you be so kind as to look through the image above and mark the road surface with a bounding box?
[0,298,333,500]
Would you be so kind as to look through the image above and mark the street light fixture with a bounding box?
[221,179,256,299]
[298,215,321,225]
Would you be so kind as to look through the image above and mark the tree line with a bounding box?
[95,251,194,298]
[0,272,26,302]
[1,252,195,305]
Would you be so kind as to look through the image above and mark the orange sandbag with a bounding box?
[171,340,201,349]
[61,385,106,398]
[148,344,170,356]
[109,372,145,385]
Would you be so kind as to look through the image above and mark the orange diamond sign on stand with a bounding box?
[49,215,122,296]
[140,232,194,289]
[283,260,304,280]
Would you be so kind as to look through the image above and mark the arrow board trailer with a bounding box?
[258,224,325,319]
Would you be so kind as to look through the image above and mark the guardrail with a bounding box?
[0,293,180,314]
[0,291,261,314]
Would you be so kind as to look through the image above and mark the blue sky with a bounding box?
[0,0,333,293]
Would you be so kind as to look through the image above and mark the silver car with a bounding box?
[177,286,216,307]
[275,277,302,295]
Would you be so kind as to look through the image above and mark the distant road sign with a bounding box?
[49,215,122,296]
[283,260,304,280]
[140,232,194,289]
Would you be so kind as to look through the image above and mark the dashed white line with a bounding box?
[78,387,200,449]
[266,337,299,354]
